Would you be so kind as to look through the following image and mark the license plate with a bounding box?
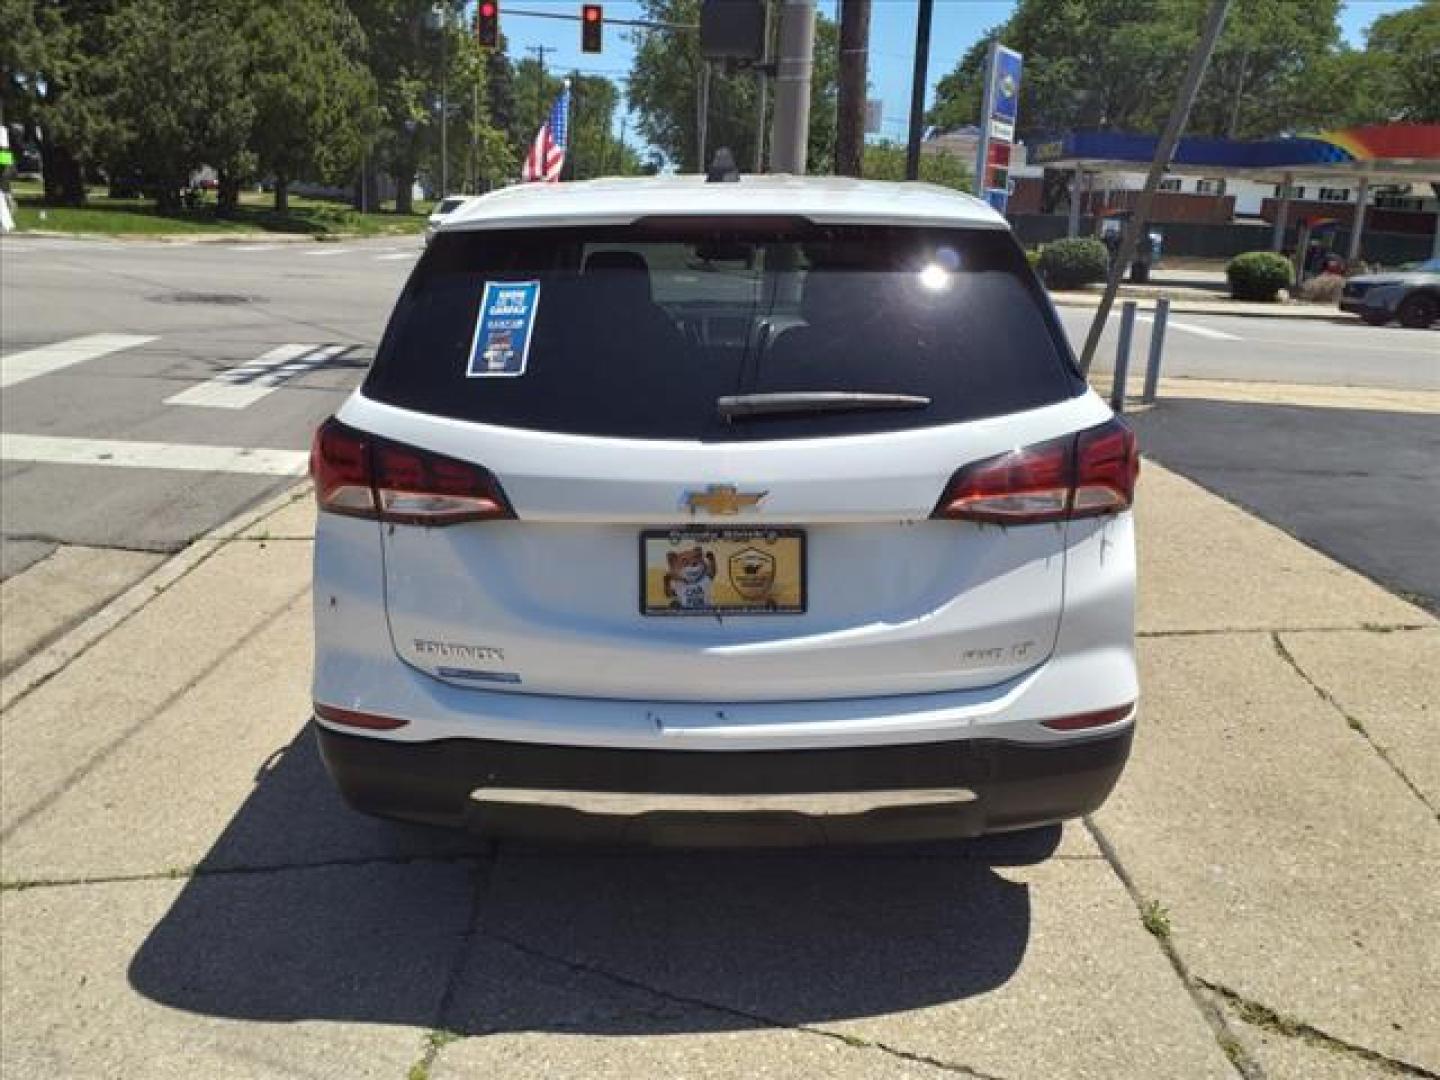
[640,528,806,616]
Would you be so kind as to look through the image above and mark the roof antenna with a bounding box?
[706,147,741,182]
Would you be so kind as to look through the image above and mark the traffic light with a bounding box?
[477,0,499,49]
[581,4,603,53]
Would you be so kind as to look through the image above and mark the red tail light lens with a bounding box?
[932,418,1138,525]
[310,418,513,526]
[314,702,409,730]
[1071,418,1140,519]
[1041,703,1135,731]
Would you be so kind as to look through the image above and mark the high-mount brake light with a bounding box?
[932,418,1138,525]
[310,418,514,526]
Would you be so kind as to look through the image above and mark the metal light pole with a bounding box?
[904,0,934,181]
[770,0,816,175]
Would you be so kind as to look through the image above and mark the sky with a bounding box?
[491,0,1422,147]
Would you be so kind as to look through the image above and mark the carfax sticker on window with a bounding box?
[467,280,541,378]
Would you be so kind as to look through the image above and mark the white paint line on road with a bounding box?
[232,244,280,252]
[0,334,158,390]
[164,343,348,409]
[1135,314,1242,341]
[0,434,308,477]
[375,252,418,261]
[303,247,355,257]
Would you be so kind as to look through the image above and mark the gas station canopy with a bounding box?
[1028,123,1440,184]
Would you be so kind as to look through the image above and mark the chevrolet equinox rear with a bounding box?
[309,176,1139,845]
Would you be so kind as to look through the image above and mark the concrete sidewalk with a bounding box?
[2,463,1436,1079]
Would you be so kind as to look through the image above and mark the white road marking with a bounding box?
[0,434,307,476]
[1,333,157,390]
[164,343,348,409]
[1135,314,1242,341]
[303,247,354,257]
[375,252,417,261]
[232,244,280,252]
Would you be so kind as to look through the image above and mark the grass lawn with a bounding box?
[9,181,430,238]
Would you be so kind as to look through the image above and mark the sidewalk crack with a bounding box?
[1271,632,1438,821]
[475,929,1008,1080]
[1200,979,1439,1079]
[1082,816,1263,1079]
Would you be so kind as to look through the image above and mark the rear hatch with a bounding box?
[351,218,1091,702]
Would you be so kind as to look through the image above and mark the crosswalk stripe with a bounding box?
[0,434,307,476]
[376,252,418,261]
[1,333,157,390]
[303,247,354,257]
[232,244,280,252]
[164,343,348,409]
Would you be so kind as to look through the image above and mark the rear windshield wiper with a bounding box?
[717,391,932,421]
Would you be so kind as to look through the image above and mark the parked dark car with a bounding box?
[1340,258,1440,328]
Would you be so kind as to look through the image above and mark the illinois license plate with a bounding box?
[640,528,806,616]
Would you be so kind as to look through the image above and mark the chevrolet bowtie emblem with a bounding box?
[684,484,767,516]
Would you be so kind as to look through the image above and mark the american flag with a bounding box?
[522,82,570,183]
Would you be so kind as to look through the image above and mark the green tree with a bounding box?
[1,0,117,205]
[247,0,374,213]
[1362,0,1440,122]
[927,0,1352,140]
[861,142,972,191]
[97,0,257,211]
[626,0,838,172]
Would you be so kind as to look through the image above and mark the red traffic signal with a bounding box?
[581,4,603,53]
[477,0,499,48]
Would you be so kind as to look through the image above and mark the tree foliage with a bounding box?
[926,0,1428,140]
[626,0,837,172]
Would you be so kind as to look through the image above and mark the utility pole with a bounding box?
[835,0,870,177]
[770,0,816,175]
[439,6,449,197]
[1078,0,1230,374]
[697,61,712,171]
[904,0,934,181]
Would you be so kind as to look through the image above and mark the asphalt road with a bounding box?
[2,233,1436,614]
[1058,304,1440,391]
[1,235,412,579]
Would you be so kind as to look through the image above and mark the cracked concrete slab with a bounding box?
[452,846,1233,1079]
[435,937,960,1079]
[1095,634,1440,1070]
[2,862,472,1079]
[1134,465,1428,634]
[1201,986,1398,1080]
[0,545,164,676]
[0,538,310,837]
[0,591,478,885]
[1277,627,1440,811]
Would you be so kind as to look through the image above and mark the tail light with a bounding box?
[314,702,409,730]
[310,418,513,525]
[933,418,1138,525]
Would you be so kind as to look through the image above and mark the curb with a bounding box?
[1050,294,1343,322]
[0,481,313,714]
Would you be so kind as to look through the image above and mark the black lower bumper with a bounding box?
[314,722,1133,846]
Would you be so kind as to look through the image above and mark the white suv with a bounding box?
[310,175,1139,845]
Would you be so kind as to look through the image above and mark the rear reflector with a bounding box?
[1041,703,1135,731]
[310,418,513,525]
[933,417,1139,525]
[314,702,409,731]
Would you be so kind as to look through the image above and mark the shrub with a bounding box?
[1298,272,1345,304]
[1226,251,1294,301]
[1025,247,1041,272]
[1038,237,1109,289]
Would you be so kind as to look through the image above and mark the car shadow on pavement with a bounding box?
[1130,397,1440,613]
[128,724,1049,1034]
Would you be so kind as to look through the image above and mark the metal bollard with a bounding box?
[1142,297,1170,404]
[1110,301,1136,413]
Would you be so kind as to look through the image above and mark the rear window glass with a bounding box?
[365,221,1083,440]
